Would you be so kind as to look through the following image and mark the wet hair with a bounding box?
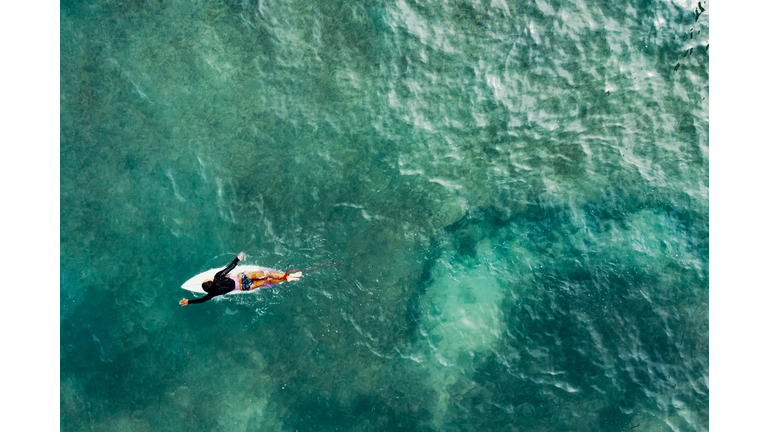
[202,280,214,293]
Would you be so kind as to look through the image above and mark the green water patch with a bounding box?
[408,204,708,431]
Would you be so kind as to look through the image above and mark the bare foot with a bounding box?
[286,272,302,282]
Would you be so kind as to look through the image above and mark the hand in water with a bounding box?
[180,299,189,306]
[238,252,245,261]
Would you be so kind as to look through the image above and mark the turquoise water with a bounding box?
[60,0,708,430]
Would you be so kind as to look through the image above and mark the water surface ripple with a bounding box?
[61,0,708,430]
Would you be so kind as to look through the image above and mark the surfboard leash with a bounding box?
[283,260,340,280]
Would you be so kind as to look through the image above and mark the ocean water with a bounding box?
[60,0,708,430]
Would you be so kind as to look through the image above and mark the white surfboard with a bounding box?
[181,265,277,294]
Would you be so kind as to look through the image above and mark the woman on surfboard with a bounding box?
[180,252,302,305]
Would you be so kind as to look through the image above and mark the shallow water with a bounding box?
[61,0,708,430]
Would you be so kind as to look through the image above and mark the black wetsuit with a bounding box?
[187,256,240,304]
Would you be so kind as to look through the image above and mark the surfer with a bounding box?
[180,252,302,305]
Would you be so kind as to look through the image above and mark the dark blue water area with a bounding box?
[61,0,708,430]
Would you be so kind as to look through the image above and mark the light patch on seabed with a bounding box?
[625,209,705,279]
[216,392,285,432]
[418,240,508,429]
[210,348,286,432]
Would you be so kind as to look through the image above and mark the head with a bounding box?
[202,280,214,293]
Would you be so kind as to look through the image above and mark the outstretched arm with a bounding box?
[181,292,217,305]
[215,252,245,279]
